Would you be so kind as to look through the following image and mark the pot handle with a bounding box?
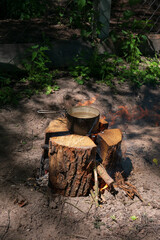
[37,109,67,118]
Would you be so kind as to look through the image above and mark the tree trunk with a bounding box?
[49,134,97,197]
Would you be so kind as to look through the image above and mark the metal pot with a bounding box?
[66,106,100,135]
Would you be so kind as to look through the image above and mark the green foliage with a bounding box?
[55,0,100,40]
[121,31,142,66]
[22,44,54,91]
[3,0,48,19]
[0,74,19,105]
[70,39,160,88]
[0,44,60,106]
[123,10,134,20]
[23,44,60,94]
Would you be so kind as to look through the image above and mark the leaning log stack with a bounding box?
[43,117,122,197]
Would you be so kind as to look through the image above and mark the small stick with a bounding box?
[93,162,99,207]
[90,189,96,201]
[65,201,85,214]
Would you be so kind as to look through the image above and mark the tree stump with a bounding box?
[97,129,122,168]
[49,134,97,197]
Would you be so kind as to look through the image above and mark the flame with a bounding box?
[100,184,108,192]
[77,96,96,106]
[101,115,106,120]
[77,94,99,106]
[109,105,160,127]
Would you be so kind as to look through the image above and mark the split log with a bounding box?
[42,118,70,161]
[90,118,109,142]
[97,129,122,168]
[45,118,69,144]
[49,134,97,197]
[98,118,109,131]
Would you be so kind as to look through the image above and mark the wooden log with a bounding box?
[49,134,97,197]
[98,118,109,131]
[41,118,70,167]
[97,129,122,168]
[45,118,69,144]
[90,118,108,142]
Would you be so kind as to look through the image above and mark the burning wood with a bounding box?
[98,117,109,131]
[41,106,127,202]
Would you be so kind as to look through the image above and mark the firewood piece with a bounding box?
[49,134,97,197]
[98,118,109,131]
[45,118,69,144]
[97,163,114,186]
[97,129,122,168]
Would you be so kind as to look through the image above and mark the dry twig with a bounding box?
[115,172,143,201]
[93,162,99,207]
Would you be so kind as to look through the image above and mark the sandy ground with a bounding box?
[0,78,160,240]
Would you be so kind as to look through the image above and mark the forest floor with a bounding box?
[0,78,160,240]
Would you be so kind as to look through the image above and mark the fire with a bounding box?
[101,115,106,120]
[77,95,99,106]
[100,184,108,192]
[109,105,160,127]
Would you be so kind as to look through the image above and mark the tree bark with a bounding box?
[49,134,97,197]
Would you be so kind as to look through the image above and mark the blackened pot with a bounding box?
[66,106,100,135]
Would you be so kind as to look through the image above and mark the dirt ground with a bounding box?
[0,78,160,240]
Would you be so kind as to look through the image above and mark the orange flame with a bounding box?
[77,96,97,106]
[109,105,160,127]
[77,94,99,106]
[100,184,108,192]
[101,115,106,120]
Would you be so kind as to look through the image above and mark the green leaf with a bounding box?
[76,78,84,85]
[76,0,86,9]
[45,85,52,95]
[153,158,158,166]
[130,216,138,221]
[111,215,116,221]
[123,10,134,20]
[53,85,60,91]
[32,45,39,49]
[32,51,38,61]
